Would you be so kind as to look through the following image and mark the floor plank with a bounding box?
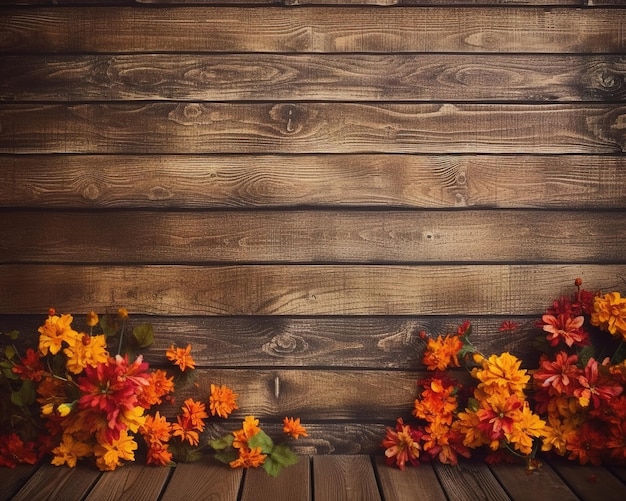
[547,459,626,501]
[434,461,510,501]
[313,455,381,501]
[240,456,310,501]
[10,463,101,501]
[160,458,243,501]
[489,462,578,501]
[83,463,171,501]
[0,462,40,501]
[374,455,447,501]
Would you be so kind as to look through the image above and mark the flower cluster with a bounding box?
[383,280,626,470]
[1,309,305,475]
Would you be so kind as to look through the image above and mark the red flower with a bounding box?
[382,418,422,469]
[0,433,38,468]
[11,348,45,382]
[566,422,605,465]
[541,314,588,348]
[533,352,581,397]
[574,358,623,409]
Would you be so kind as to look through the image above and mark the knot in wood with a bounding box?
[598,70,621,92]
[263,333,308,355]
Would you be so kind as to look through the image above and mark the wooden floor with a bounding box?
[2,455,626,501]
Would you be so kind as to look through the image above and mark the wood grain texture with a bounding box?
[489,462,578,501]
[240,456,310,501]
[1,154,625,210]
[2,54,624,102]
[433,462,510,501]
[313,456,381,501]
[160,458,243,501]
[1,7,624,54]
[83,465,171,501]
[0,315,544,369]
[2,264,624,316]
[1,209,624,264]
[10,463,101,501]
[1,103,624,154]
[374,455,447,501]
[546,460,626,501]
[0,463,40,501]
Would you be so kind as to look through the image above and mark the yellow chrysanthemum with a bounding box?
[504,403,546,456]
[93,430,137,471]
[38,313,80,356]
[63,333,109,374]
[51,433,92,468]
[591,292,626,340]
[472,352,530,398]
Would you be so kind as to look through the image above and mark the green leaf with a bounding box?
[248,430,274,453]
[99,314,119,338]
[4,345,16,360]
[214,450,239,465]
[269,444,298,467]
[10,390,23,406]
[209,434,234,451]
[261,456,284,477]
[578,345,596,367]
[132,323,154,348]
[19,379,36,406]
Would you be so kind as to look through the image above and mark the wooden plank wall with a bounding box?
[0,0,625,454]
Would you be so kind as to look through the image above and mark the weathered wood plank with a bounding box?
[0,462,40,501]
[240,455,310,501]
[434,462,510,501]
[10,462,101,501]
[374,455,447,501]
[0,315,543,369]
[547,459,626,501]
[0,103,624,154]
[2,264,624,316]
[160,458,243,501]
[1,7,623,54]
[157,368,422,421]
[2,209,623,264]
[83,464,171,501]
[2,54,624,102]
[489,462,579,501]
[1,154,625,210]
[313,455,381,501]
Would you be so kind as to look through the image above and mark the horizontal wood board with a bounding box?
[0,1,625,459]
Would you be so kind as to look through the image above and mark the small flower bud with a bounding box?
[86,311,99,327]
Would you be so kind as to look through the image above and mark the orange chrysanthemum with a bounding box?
[38,312,79,356]
[591,292,626,340]
[166,344,196,371]
[230,446,266,469]
[422,334,463,371]
[283,417,308,439]
[209,384,239,418]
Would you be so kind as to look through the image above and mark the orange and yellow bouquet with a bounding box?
[0,308,305,475]
[383,279,626,470]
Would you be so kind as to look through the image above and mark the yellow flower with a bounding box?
[63,333,109,374]
[541,415,577,456]
[118,307,129,320]
[57,402,74,417]
[504,403,546,456]
[591,292,626,340]
[38,313,79,356]
[121,405,146,434]
[51,433,92,468]
[86,311,99,327]
[472,352,530,398]
[94,430,137,471]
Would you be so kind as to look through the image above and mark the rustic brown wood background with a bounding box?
[0,0,625,454]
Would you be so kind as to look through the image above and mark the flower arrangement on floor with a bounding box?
[382,279,626,470]
[0,308,305,475]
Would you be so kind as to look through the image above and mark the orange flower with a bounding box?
[422,334,462,371]
[166,344,195,371]
[209,384,239,418]
[382,418,422,470]
[138,369,175,407]
[146,442,173,466]
[180,398,208,431]
[140,411,172,445]
[283,417,308,439]
[117,307,129,320]
[229,446,266,469]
